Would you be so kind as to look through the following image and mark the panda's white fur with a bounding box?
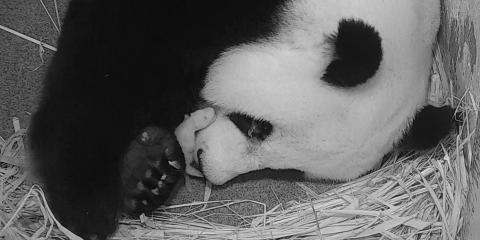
[190,0,440,184]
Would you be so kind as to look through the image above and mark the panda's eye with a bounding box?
[227,113,273,141]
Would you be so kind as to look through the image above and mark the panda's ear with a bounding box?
[322,19,382,88]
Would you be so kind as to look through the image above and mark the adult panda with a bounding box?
[29,0,454,239]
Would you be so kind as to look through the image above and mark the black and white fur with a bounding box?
[29,0,454,239]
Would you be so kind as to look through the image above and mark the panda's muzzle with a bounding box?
[187,113,270,185]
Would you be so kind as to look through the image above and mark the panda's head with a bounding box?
[187,0,440,185]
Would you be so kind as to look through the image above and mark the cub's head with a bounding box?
[188,1,439,185]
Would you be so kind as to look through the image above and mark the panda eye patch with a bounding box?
[227,113,273,141]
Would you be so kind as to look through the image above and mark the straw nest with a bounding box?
[1,5,479,240]
[0,45,477,239]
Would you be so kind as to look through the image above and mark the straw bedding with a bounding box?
[1,2,479,240]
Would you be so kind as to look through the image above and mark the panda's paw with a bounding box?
[121,126,184,214]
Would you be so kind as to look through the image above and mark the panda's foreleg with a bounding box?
[29,81,186,240]
[29,96,133,239]
[27,1,188,239]
[400,105,459,150]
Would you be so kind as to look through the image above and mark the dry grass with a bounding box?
[0,43,478,240]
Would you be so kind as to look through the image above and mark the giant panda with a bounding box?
[29,0,455,239]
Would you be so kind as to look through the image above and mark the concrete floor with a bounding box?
[0,0,68,138]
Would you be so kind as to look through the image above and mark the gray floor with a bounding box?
[0,0,67,138]
[0,0,334,224]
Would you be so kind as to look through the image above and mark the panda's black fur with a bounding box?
[29,0,455,239]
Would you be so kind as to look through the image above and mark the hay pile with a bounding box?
[0,43,478,239]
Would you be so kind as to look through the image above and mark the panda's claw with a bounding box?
[168,160,182,170]
[121,126,184,215]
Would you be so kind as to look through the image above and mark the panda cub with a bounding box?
[29,0,454,239]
